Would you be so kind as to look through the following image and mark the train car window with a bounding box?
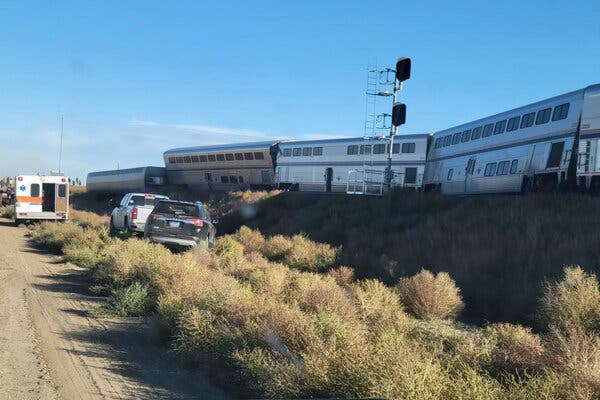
[405,167,417,184]
[313,147,323,156]
[507,116,520,132]
[191,155,200,163]
[552,103,570,121]
[220,176,229,183]
[254,152,265,160]
[471,127,482,140]
[434,138,442,148]
[497,161,510,175]
[461,130,471,143]
[444,135,452,147]
[215,154,224,162]
[401,142,416,153]
[484,162,497,176]
[536,108,551,125]
[359,144,372,155]
[546,141,565,168]
[58,184,67,197]
[494,120,506,135]
[176,156,184,163]
[292,148,301,157]
[208,155,216,162]
[447,168,453,180]
[302,147,312,156]
[199,155,208,162]
[510,159,519,174]
[31,183,40,197]
[372,144,385,154]
[235,153,244,160]
[245,152,255,160]
[239,176,244,183]
[225,153,234,161]
[229,176,238,183]
[452,133,461,145]
[282,149,292,157]
[168,157,176,164]
[392,143,400,153]
[521,112,535,128]
[483,124,494,137]
[347,145,358,155]
[184,156,192,163]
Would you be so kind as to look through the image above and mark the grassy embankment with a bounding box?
[26,194,600,399]
[220,191,600,327]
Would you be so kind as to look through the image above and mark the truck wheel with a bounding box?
[109,217,117,236]
[14,219,20,227]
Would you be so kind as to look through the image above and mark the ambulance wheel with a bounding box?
[14,219,21,227]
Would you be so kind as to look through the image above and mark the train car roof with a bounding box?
[277,134,432,147]
[87,166,165,178]
[432,85,600,138]
[163,140,292,156]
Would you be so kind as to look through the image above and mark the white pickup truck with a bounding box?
[109,193,169,234]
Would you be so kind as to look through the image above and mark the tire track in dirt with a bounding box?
[0,219,230,399]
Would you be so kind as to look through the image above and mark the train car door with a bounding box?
[325,168,333,192]
[464,158,476,193]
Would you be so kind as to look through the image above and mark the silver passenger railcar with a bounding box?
[423,84,600,194]
[86,166,167,194]
[163,141,284,190]
[275,135,431,192]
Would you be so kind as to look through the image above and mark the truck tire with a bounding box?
[109,217,117,236]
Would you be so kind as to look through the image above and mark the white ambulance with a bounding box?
[14,175,69,224]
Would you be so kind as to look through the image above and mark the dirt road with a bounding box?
[0,218,230,400]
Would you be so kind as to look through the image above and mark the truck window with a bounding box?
[31,184,40,197]
[130,195,165,206]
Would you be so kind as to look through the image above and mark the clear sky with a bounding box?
[1,0,599,181]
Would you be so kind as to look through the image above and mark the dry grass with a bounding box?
[397,269,464,320]
[219,192,600,326]
[28,208,600,400]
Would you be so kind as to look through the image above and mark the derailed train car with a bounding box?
[423,84,600,194]
[86,166,167,194]
[163,141,284,190]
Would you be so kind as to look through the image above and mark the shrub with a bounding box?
[546,324,600,398]
[0,205,14,219]
[327,266,355,287]
[109,282,152,316]
[30,222,90,253]
[211,236,245,270]
[234,226,265,254]
[540,266,600,333]
[283,234,340,272]
[260,235,293,261]
[485,323,545,372]
[397,269,464,320]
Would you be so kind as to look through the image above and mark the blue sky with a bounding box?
[1,1,599,181]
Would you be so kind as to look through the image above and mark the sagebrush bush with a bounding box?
[110,282,152,316]
[541,266,600,333]
[546,324,600,398]
[327,266,355,287]
[397,269,464,320]
[485,323,545,372]
[0,205,15,219]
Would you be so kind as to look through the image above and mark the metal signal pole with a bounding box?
[385,57,411,190]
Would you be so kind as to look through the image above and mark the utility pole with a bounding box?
[385,57,411,189]
[58,115,64,174]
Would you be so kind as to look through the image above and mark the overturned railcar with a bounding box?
[86,166,167,194]
[163,141,285,191]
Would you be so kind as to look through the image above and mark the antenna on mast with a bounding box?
[58,115,64,174]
